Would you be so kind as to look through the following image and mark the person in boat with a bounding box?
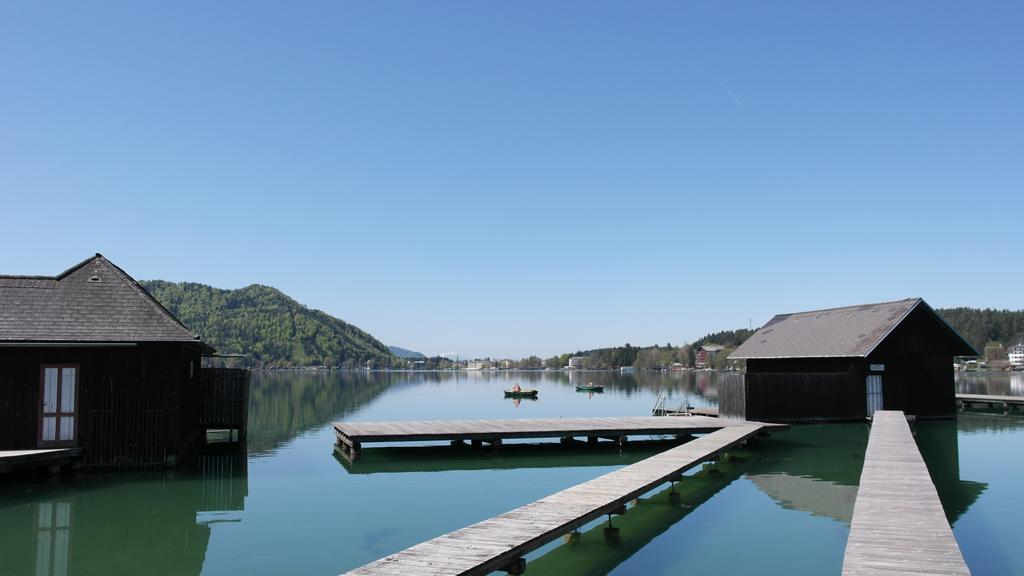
[512,383,522,392]
[587,381,594,388]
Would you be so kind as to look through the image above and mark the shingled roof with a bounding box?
[0,254,212,351]
[729,298,975,359]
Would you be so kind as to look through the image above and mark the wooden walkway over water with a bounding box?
[957,393,1024,412]
[842,410,970,576]
[334,415,762,455]
[343,421,782,576]
[0,448,82,474]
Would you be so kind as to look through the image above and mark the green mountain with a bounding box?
[140,280,394,368]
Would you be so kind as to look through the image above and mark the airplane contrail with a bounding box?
[720,83,742,106]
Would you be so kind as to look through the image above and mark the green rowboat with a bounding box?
[504,389,539,398]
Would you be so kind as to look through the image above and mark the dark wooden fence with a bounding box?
[199,368,250,434]
[718,373,746,420]
[85,395,170,468]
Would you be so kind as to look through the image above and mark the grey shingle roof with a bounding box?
[729,298,968,359]
[0,254,212,350]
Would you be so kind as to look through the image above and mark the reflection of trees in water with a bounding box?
[246,371,400,454]
[955,372,1024,396]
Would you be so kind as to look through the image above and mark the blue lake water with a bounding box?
[1,370,1022,575]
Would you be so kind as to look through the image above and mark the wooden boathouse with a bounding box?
[722,298,977,423]
[0,254,248,469]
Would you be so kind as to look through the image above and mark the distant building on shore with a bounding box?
[465,361,491,371]
[724,298,976,423]
[1010,343,1024,368]
[0,254,249,469]
[567,356,587,370]
[984,342,1007,363]
[696,345,725,369]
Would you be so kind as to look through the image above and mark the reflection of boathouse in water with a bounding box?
[2,449,248,576]
[746,422,985,525]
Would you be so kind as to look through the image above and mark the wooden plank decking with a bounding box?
[335,415,776,452]
[842,410,970,576]
[344,422,778,576]
[957,393,1024,410]
[0,448,82,473]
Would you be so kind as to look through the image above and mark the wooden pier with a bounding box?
[957,393,1024,412]
[0,448,82,474]
[343,421,783,575]
[842,410,970,575]
[334,415,762,455]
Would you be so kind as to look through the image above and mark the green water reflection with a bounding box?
[0,371,1020,575]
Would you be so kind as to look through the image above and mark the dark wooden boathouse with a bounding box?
[0,254,248,468]
[721,298,977,423]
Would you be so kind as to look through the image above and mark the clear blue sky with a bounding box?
[1,1,1021,358]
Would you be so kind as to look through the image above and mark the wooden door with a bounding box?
[39,366,78,447]
[865,374,884,417]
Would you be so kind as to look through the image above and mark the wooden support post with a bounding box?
[587,436,599,445]
[604,508,624,535]
[560,436,575,445]
[669,480,680,499]
[502,557,526,575]
[451,439,465,447]
[704,457,720,475]
[472,439,483,448]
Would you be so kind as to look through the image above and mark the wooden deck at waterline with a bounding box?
[0,448,82,473]
[842,410,970,576]
[956,393,1024,411]
[334,414,765,453]
[343,421,782,576]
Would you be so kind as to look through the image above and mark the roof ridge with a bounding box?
[775,297,921,318]
[55,253,104,280]
[90,255,203,340]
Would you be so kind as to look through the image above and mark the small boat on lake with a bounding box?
[575,383,604,392]
[504,389,539,398]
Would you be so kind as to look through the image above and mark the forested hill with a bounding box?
[937,307,1024,352]
[141,280,394,368]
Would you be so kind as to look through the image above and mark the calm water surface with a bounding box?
[1,370,1022,575]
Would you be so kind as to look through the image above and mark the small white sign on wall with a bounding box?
[870,364,885,372]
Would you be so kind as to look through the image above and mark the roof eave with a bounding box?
[729,354,865,360]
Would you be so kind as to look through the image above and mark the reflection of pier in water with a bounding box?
[745,422,985,526]
[0,447,248,576]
